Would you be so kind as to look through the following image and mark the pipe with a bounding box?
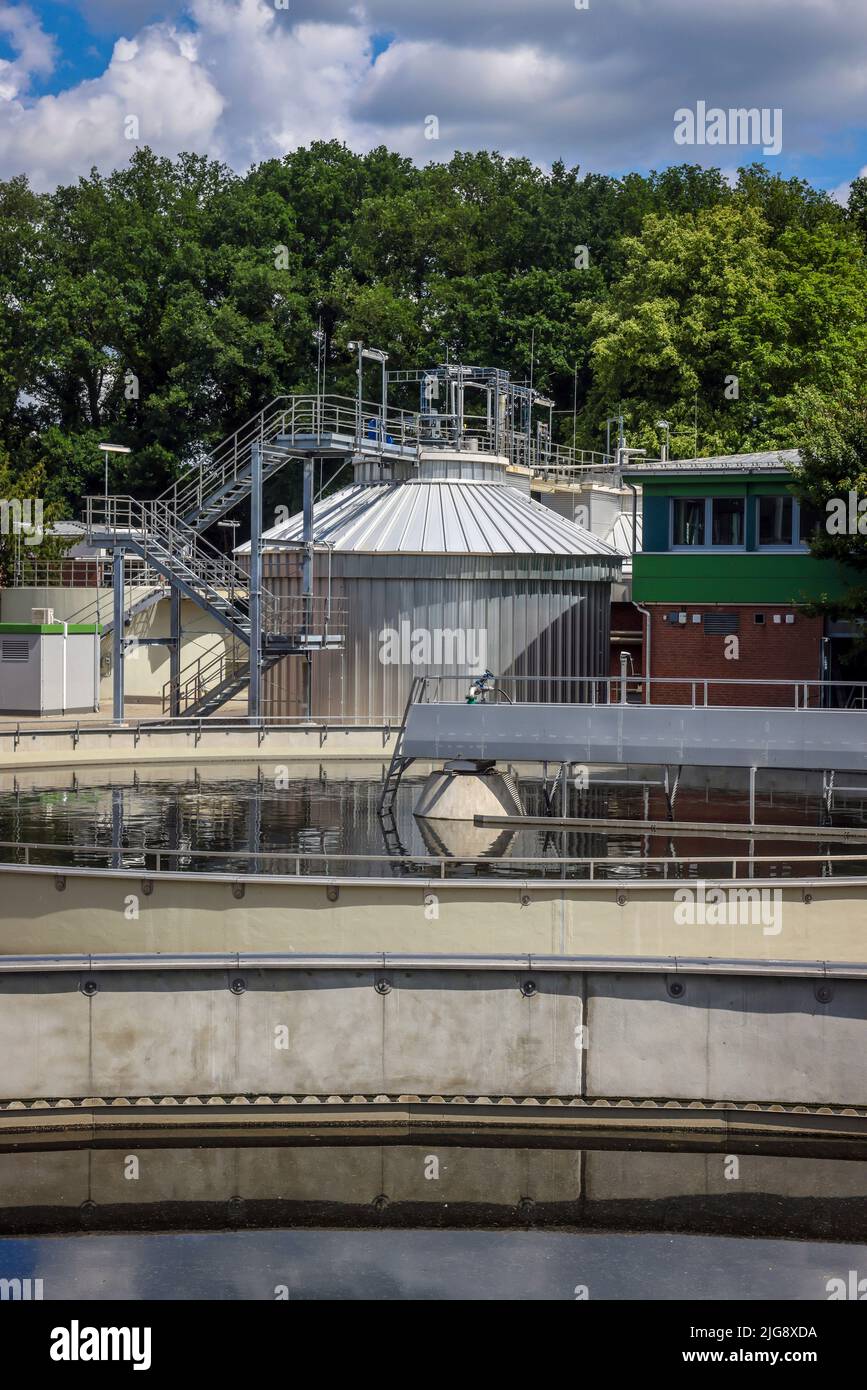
[61,620,67,715]
[635,602,652,705]
[112,549,125,722]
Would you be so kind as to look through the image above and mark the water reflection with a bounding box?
[0,765,864,879]
[1,1228,865,1300]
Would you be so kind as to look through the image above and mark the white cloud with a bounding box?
[0,0,866,187]
[0,19,223,187]
[0,2,56,102]
[831,165,867,206]
[68,0,188,33]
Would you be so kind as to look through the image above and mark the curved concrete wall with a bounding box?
[1,965,863,1108]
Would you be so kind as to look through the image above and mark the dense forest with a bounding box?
[1,143,866,542]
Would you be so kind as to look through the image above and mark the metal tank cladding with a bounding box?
[251,449,621,719]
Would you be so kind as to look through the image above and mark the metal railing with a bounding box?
[158,396,296,520]
[84,494,287,638]
[411,674,867,710]
[2,838,867,883]
[265,594,348,644]
[161,643,248,716]
[12,556,160,589]
[154,391,625,525]
[0,716,402,743]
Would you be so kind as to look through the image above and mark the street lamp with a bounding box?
[99,443,131,507]
[312,326,326,400]
[347,341,390,440]
[656,419,670,462]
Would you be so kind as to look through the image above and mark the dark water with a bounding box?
[0,767,865,878]
[2,1228,866,1300]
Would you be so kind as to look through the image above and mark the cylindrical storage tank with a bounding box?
[243,451,621,721]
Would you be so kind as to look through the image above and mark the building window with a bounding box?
[758,495,794,546]
[711,497,745,546]
[672,498,705,545]
[797,502,824,544]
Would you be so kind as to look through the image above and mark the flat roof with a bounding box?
[623,449,800,479]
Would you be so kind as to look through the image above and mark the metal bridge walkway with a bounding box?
[400,689,867,775]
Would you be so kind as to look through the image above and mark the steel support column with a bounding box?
[112,548,125,723]
[302,457,314,718]
[248,441,262,718]
[169,583,181,718]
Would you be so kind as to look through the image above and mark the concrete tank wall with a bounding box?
[0,966,862,1107]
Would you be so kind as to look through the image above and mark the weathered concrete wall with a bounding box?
[0,966,863,1107]
[0,723,400,774]
[1,864,865,961]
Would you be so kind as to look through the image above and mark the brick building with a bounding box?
[622,451,862,707]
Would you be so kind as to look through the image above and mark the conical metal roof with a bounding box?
[249,479,620,559]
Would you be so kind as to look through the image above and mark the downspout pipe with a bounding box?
[622,480,650,706]
[635,603,651,705]
[625,478,651,705]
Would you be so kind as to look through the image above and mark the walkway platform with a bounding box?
[401,701,867,772]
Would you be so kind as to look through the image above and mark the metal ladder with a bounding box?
[377,679,424,847]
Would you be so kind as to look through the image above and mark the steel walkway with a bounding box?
[401,697,867,773]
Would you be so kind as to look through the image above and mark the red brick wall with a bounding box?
[646,604,823,706]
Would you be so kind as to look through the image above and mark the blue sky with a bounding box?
[2,1,865,195]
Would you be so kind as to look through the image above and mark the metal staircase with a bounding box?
[161,644,284,718]
[85,488,347,716]
[158,398,298,530]
[86,497,262,644]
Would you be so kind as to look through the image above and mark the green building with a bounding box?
[620,450,862,703]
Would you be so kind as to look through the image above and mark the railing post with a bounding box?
[248,441,263,717]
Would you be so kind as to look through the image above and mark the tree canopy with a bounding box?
[0,144,865,518]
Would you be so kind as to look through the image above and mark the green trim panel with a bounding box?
[633,553,855,604]
[637,475,797,498]
[0,623,102,634]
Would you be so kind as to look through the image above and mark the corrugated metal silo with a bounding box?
[246,450,621,719]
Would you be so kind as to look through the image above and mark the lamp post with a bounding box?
[217,518,240,553]
[656,419,670,462]
[99,442,131,509]
[347,341,389,443]
[312,326,326,430]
